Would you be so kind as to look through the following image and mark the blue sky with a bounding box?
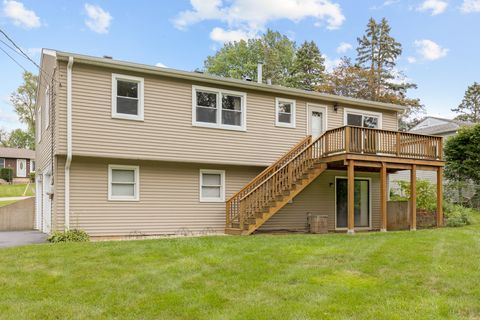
[0,0,479,131]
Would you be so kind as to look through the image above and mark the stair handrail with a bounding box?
[226,135,312,225]
[239,128,335,202]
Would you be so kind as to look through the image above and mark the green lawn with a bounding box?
[0,200,17,207]
[0,183,35,197]
[1,215,479,319]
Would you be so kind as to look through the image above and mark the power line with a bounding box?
[0,45,28,72]
[0,27,57,87]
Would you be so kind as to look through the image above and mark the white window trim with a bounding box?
[199,169,225,203]
[108,164,140,201]
[343,107,383,129]
[45,85,50,130]
[112,74,144,121]
[275,98,296,128]
[192,85,247,131]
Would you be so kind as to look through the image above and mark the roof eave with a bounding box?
[53,50,407,113]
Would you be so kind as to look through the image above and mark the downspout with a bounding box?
[65,56,73,230]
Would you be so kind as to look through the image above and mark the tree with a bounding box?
[451,82,480,123]
[354,17,424,129]
[288,41,325,91]
[10,71,38,133]
[444,125,480,184]
[204,30,296,86]
[0,129,35,149]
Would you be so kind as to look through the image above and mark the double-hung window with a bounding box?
[112,74,144,121]
[0,158,4,169]
[275,98,296,128]
[108,165,140,201]
[193,86,246,131]
[199,169,225,202]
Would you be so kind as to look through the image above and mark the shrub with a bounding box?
[29,171,35,182]
[0,168,13,182]
[48,229,90,243]
[444,203,473,227]
[394,179,437,211]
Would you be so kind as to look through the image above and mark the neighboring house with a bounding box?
[35,49,445,237]
[389,116,473,196]
[0,147,35,180]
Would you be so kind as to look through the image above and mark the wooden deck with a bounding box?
[225,126,444,235]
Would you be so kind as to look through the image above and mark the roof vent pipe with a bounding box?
[257,62,263,84]
[267,78,272,85]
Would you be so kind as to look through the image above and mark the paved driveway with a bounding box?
[0,231,48,249]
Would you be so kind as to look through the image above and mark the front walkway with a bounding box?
[0,231,47,248]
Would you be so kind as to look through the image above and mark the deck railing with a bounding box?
[226,126,443,229]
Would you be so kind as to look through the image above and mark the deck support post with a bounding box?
[437,167,444,227]
[347,160,355,234]
[410,165,417,231]
[380,163,387,232]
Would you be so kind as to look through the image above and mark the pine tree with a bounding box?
[452,82,480,123]
[355,17,423,129]
[356,18,402,99]
[288,41,325,91]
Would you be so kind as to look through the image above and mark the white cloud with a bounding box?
[461,0,480,12]
[322,54,341,72]
[155,62,168,68]
[414,39,449,60]
[84,3,112,34]
[370,0,400,10]
[407,56,417,63]
[336,42,352,54]
[209,27,256,43]
[2,0,41,28]
[173,0,345,42]
[416,0,448,15]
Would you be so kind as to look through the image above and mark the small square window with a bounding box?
[112,74,144,121]
[200,169,225,202]
[275,98,296,128]
[108,165,140,201]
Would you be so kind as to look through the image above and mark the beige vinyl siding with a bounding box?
[36,53,57,173]
[50,62,398,167]
[260,170,381,231]
[326,104,398,130]
[54,157,263,236]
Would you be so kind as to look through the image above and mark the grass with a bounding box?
[1,214,480,319]
[0,183,34,197]
[0,200,17,207]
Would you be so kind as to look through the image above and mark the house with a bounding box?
[389,116,473,196]
[0,147,35,182]
[35,49,445,237]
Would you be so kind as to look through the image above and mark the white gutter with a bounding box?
[65,56,73,230]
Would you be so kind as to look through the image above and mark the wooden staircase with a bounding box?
[225,130,336,235]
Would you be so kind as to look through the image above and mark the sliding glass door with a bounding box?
[336,178,370,229]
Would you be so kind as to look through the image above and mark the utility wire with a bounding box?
[0,45,28,72]
[0,27,57,86]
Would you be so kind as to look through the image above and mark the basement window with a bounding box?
[199,169,225,202]
[275,98,296,128]
[193,86,246,131]
[112,74,144,121]
[108,165,140,201]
